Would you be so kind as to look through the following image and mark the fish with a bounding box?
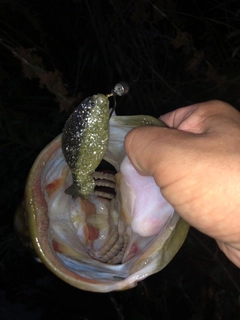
[15,90,189,292]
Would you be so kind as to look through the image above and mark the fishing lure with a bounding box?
[61,82,129,199]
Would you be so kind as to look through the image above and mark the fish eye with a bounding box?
[91,101,95,107]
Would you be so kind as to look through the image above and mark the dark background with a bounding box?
[1,0,240,319]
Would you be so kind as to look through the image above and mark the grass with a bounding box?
[1,0,240,319]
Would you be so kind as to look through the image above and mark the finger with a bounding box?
[159,104,199,130]
[160,100,240,133]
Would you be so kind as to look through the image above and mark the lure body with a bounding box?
[62,94,109,198]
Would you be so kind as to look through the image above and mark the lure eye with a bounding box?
[91,101,95,107]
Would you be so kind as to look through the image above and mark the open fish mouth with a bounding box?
[23,114,189,292]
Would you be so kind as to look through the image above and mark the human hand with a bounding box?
[125,100,240,267]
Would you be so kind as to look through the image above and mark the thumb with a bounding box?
[124,125,197,188]
[124,126,167,177]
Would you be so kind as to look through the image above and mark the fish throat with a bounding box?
[86,163,129,265]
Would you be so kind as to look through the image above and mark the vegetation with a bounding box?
[1,0,240,319]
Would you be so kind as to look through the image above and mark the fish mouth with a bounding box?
[41,115,175,270]
[24,115,189,292]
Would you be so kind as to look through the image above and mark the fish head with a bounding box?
[15,114,189,292]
